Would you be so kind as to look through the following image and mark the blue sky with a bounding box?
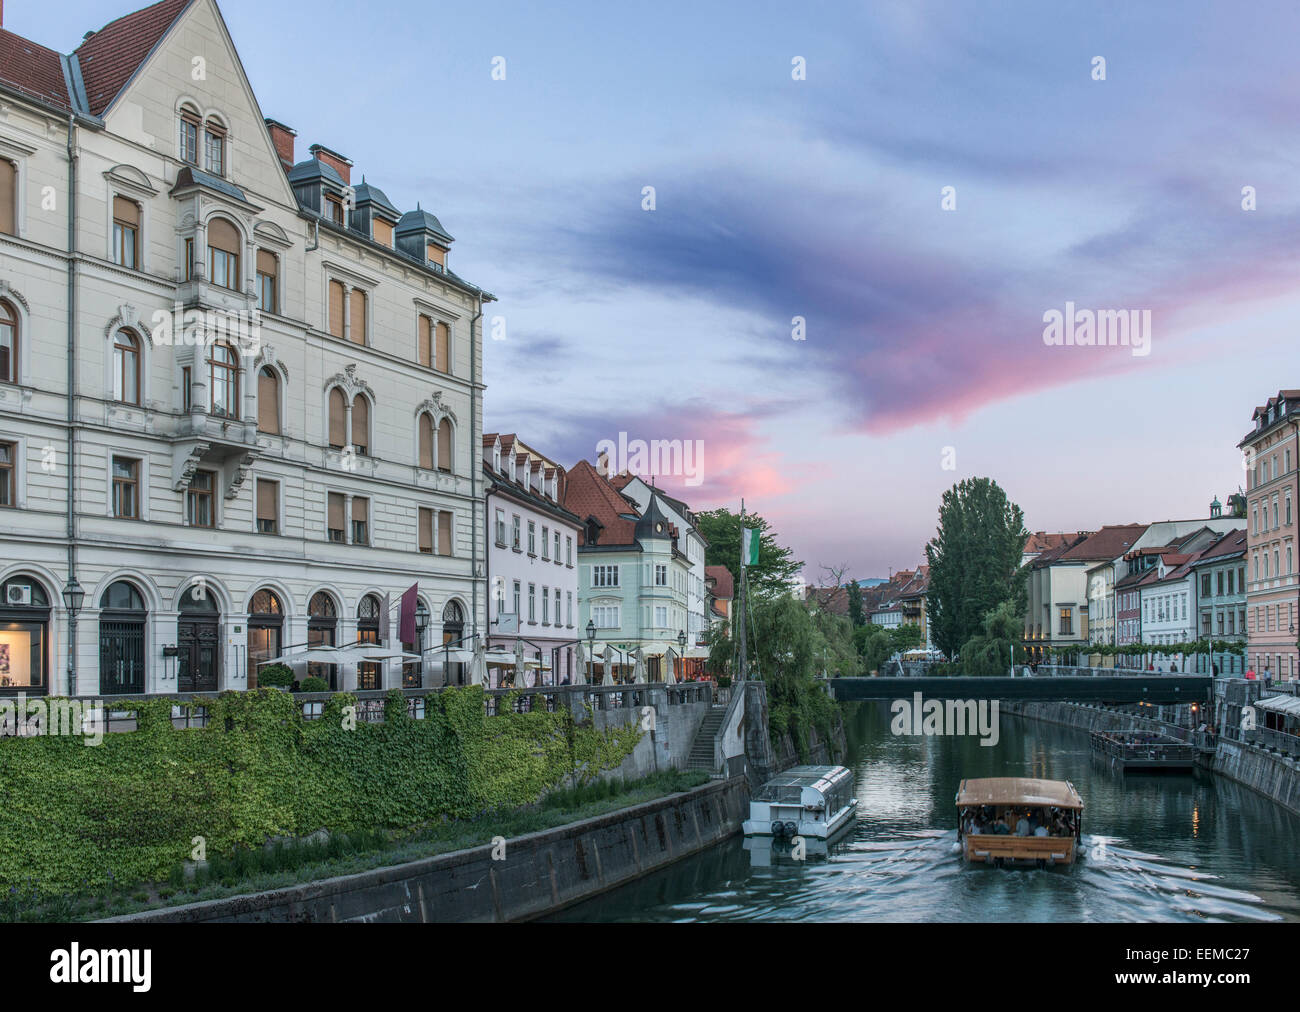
[20,0,1300,579]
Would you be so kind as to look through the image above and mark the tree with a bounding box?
[924,477,1028,659]
[846,582,865,627]
[891,623,923,654]
[958,600,1026,676]
[697,507,803,600]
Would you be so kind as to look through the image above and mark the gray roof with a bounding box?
[171,166,248,202]
[288,157,345,188]
[353,179,399,218]
[396,206,454,243]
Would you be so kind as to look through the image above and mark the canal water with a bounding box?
[552,705,1300,922]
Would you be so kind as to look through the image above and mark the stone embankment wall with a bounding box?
[107,776,750,924]
[1005,700,1300,817]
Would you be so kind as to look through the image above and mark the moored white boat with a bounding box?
[743,765,858,840]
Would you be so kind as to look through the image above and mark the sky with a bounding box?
[18,0,1300,581]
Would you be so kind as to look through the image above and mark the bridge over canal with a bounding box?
[831,675,1212,705]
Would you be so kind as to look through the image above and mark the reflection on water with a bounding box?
[551,704,1300,922]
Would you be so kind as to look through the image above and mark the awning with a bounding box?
[264,644,420,665]
[1256,694,1300,719]
[484,651,517,666]
[684,647,710,659]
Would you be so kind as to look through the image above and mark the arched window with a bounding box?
[351,394,369,455]
[437,418,452,473]
[441,600,465,686]
[357,594,382,690]
[113,329,141,404]
[208,342,239,417]
[257,366,280,434]
[207,217,241,290]
[418,412,434,469]
[0,298,17,384]
[247,588,284,690]
[99,581,146,695]
[308,591,339,689]
[0,575,50,692]
[328,387,347,449]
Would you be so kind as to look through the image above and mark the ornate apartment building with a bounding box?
[0,0,491,697]
[1239,390,1299,680]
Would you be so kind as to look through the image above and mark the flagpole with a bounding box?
[738,499,747,682]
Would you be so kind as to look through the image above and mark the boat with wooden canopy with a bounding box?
[955,777,1083,867]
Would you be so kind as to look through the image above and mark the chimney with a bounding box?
[309,143,352,185]
[265,119,296,173]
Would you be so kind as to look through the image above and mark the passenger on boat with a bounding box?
[1033,824,1049,837]
[1014,813,1030,837]
[991,816,1011,835]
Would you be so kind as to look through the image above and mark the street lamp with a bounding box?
[586,619,596,685]
[678,629,687,682]
[62,577,85,697]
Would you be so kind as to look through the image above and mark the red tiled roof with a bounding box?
[0,28,71,109]
[1057,524,1148,562]
[1190,529,1248,563]
[704,565,733,600]
[76,0,193,116]
[1023,531,1083,555]
[563,459,639,546]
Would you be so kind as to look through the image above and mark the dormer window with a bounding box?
[493,447,501,471]
[509,455,517,481]
[373,219,393,247]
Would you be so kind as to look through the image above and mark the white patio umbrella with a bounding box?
[469,641,488,687]
[664,646,678,686]
[514,639,527,687]
[602,644,614,685]
[574,642,588,684]
[631,646,647,684]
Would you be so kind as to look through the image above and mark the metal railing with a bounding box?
[23,681,714,734]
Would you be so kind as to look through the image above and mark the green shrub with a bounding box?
[298,676,329,693]
[256,664,295,689]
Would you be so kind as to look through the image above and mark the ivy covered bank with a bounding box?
[0,688,641,897]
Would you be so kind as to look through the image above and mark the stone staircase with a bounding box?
[686,704,728,771]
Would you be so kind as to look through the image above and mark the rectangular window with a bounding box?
[373,218,394,247]
[593,564,619,588]
[188,470,215,527]
[528,584,536,622]
[418,507,433,554]
[352,497,369,545]
[554,531,561,563]
[112,196,140,269]
[567,591,573,627]
[209,247,238,290]
[655,564,667,587]
[0,441,13,506]
[256,479,279,534]
[593,605,620,629]
[180,116,199,165]
[256,250,278,313]
[495,508,506,546]
[1058,608,1073,636]
[327,492,345,543]
[0,159,12,237]
[438,511,452,557]
[1202,574,1211,597]
[325,193,344,225]
[204,127,225,176]
[418,315,433,367]
[435,321,450,373]
[543,588,550,625]
[566,536,572,565]
[542,526,550,559]
[512,581,521,618]
[349,288,367,345]
[111,457,138,518]
[182,366,192,412]
[654,605,668,627]
[328,280,346,338]
[512,515,521,550]
[528,521,536,555]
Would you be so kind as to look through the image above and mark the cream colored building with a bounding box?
[0,0,491,696]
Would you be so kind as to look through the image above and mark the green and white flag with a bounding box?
[741,527,760,567]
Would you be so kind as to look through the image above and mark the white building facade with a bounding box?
[0,0,490,698]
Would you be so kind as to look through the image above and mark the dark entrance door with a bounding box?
[178,586,219,692]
